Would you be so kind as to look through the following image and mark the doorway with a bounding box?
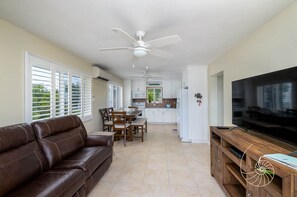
[217,73,224,125]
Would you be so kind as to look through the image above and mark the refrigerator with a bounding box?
[178,88,189,142]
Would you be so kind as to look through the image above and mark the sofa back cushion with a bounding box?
[0,123,48,196]
[31,115,87,168]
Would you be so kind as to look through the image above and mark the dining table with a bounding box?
[113,108,142,141]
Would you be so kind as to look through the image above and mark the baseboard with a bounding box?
[191,139,209,144]
[181,139,191,143]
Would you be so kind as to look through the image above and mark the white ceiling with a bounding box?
[0,0,296,79]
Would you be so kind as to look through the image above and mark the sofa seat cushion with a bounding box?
[6,169,85,197]
[54,146,112,177]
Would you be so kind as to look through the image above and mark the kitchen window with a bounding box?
[147,87,162,103]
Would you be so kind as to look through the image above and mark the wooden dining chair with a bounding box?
[99,108,113,131]
[107,107,114,119]
[111,111,131,147]
[131,118,147,142]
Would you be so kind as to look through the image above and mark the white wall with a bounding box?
[208,2,297,125]
[0,19,123,132]
[187,65,209,143]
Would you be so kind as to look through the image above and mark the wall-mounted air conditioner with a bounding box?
[146,81,162,86]
[91,66,112,81]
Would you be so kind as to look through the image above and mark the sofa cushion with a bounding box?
[6,169,86,197]
[31,115,88,168]
[54,146,112,177]
[0,124,48,196]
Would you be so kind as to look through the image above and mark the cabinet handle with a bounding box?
[247,192,252,197]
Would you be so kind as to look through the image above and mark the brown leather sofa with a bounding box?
[0,115,113,196]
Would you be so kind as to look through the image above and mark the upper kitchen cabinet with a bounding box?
[162,80,181,98]
[171,80,181,98]
[132,79,146,91]
[162,80,171,98]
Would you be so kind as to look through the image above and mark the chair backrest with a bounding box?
[107,107,114,120]
[111,111,127,130]
[99,108,110,122]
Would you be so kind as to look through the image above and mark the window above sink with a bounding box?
[147,87,162,103]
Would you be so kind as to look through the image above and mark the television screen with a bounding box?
[232,66,297,146]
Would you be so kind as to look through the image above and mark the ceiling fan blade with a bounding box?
[148,48,174,59]
[112,28,137,44]
[99,47,132,51]
[147,35,181,48]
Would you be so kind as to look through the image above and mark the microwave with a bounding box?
[132,91,146,99]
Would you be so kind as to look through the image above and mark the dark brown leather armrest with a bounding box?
[85,135,112,147]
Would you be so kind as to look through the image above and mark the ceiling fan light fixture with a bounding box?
[133,47,147,57]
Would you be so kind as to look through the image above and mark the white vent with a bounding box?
[91,66,112,81]
[146,81,162,86]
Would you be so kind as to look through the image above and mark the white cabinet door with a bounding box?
[145,109,154,122]
[171,80,180,98]
[162,80,171,98]
[132,80,146,91]
[154,109,163,122]
[163,109,172,123]
[132,80,138,91]
[171,109,177,122]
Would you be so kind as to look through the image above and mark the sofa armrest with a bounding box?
[85,135,112,147]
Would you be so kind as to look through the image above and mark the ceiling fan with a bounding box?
[131,66,161,80]
[99,28,181,59]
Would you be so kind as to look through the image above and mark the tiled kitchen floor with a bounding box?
[88,124,226,197]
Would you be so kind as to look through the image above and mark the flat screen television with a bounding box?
[232,66,297,146]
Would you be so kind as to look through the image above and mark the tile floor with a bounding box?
[88,124,226,197]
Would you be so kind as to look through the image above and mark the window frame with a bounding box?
[147,87,163,103]
[25,51,92,122]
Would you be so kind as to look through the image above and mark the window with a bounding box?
[147,87,162,103]
[25,52,92,122]
[108,83,122,109]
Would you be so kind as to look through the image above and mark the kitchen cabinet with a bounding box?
[171,109,177,122]
[145,109,154,122]
[162,80,181,98]
[171,80,180,98]
[163,109,172,122]
[162,80,171,98]
[132,79,146,91]
[145,108,177,123]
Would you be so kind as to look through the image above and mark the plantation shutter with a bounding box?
[55,71,69,117]
[71,75,82,116]
[83,76,92,118]
[32,65,52,120]
[26,52,93,122]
